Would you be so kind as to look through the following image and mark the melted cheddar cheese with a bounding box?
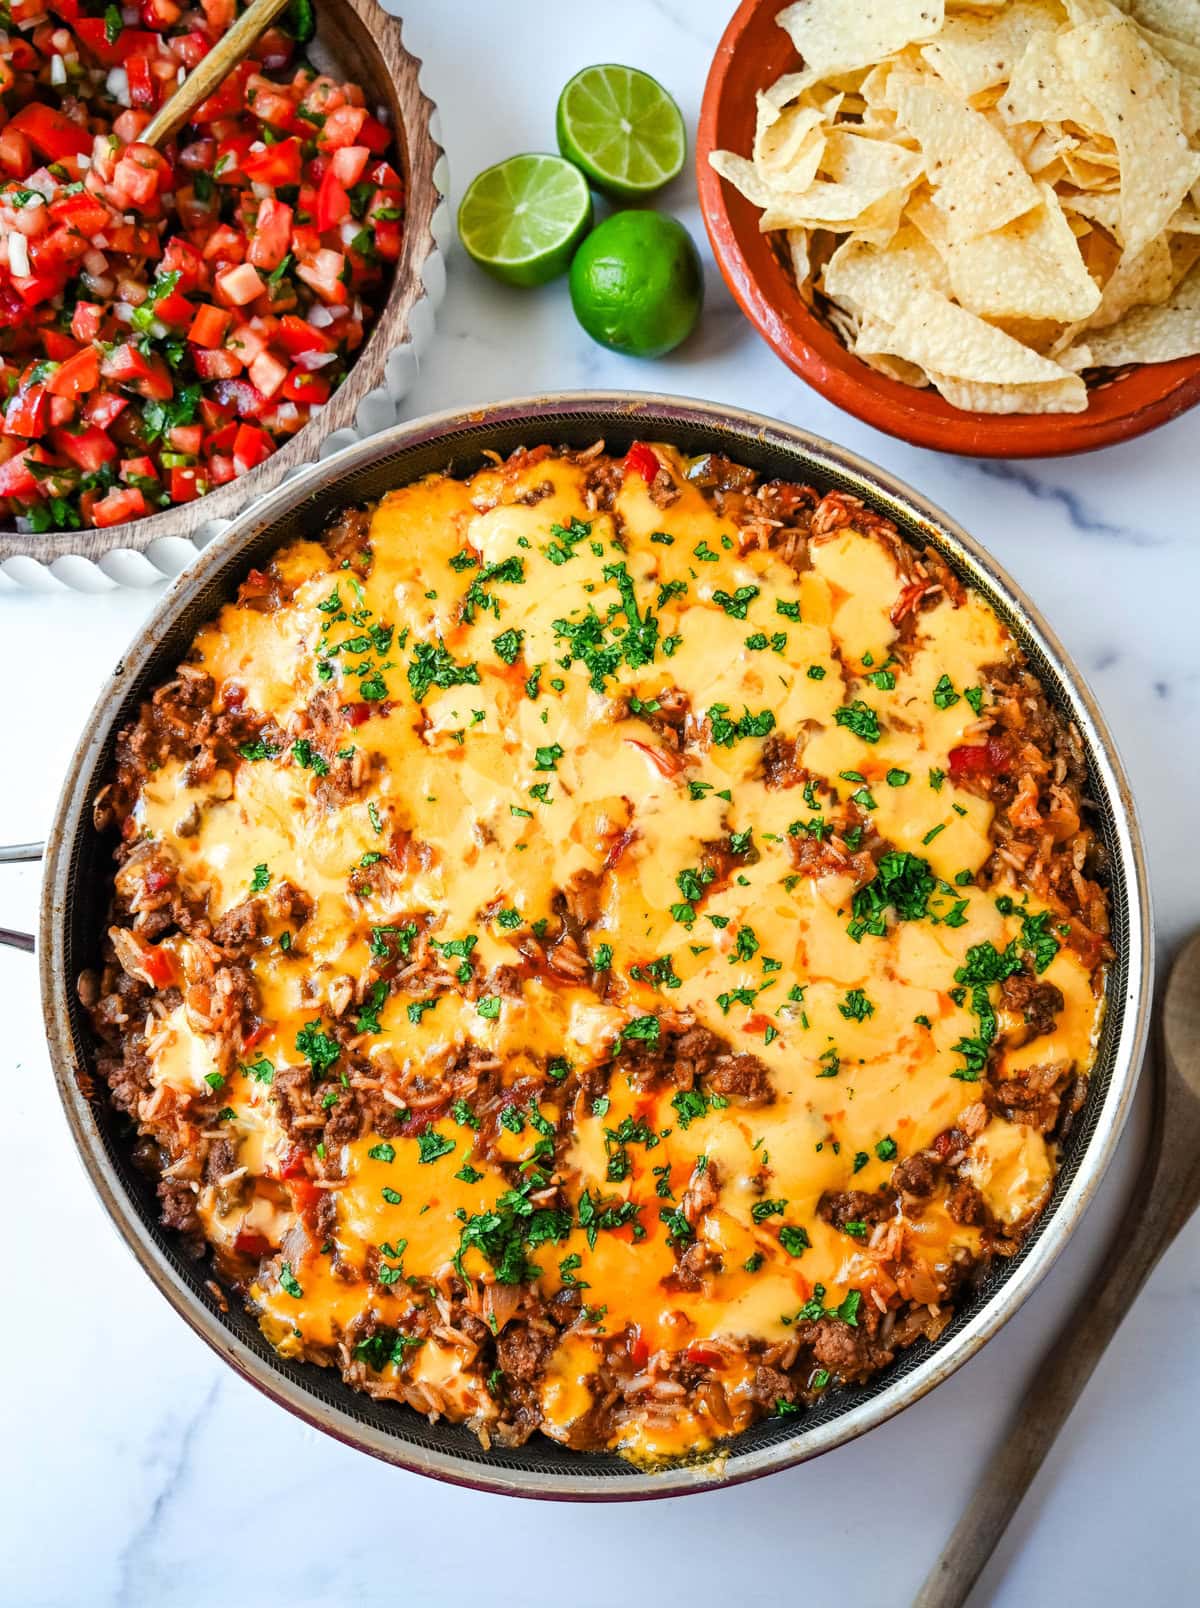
[121,445,1103,1464]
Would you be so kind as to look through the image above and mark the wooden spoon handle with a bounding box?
[141,0,293,148]
[914,1093,1198,1608]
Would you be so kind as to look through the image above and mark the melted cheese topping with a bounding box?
[128,447,1103,1464]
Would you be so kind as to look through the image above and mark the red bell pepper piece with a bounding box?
[623,442,661,482]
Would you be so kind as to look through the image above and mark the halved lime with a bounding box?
[457,154,593,288]
[556,64,686,200]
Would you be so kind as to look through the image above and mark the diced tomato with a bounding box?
[0,128,32,179]
[627,1331,649,1370]
[92,485,148,526]
[126,54,157,108]
[151,289,194,327]
[8,103,92,161]
[247,196,293,271]
[5,384,48,438]
[279,1144,309,1181]
[112,143,170,208]
[51,424,118,472]
[274,313,334,356]
[169,464,204,502]
[685,1343,723,1368]
[215,261,265,307]
[233,1229,271,1259]
[46,346,99,400]
[295,248,347,304]
[245,74,296,131]
[241,135,302,189]
[83,392,128,430]
[358,115,392,155]
[280,367,331,405]
[167,423,203,455]
[948,739,1011,782]
[0,446,44,497]
[623,442,661,481]
[40,330,82,362]
[75,19,159,66]
[372,218,402,260]
[70,301,104,343]
[318,104,367,151]
[247,349,287,398]
[160,236,207,293]
[315,166,351,232]
[121,455,158,483]
[48,191,111,235]
[192,346,244,380]
[211,379,266,419]
[330,144,369,187]
[232,421,273,472]
[101,342,173,400]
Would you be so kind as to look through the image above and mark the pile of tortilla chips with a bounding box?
[710,0,1200,413]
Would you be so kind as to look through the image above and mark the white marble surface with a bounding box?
[2,2,1198,1603]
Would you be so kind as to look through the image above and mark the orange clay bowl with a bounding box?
[696,0,1200,459]
[0,0,443,564]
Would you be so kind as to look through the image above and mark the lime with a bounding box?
[458,154,593,287]
[569,210,703,358]
[556,64,686,199]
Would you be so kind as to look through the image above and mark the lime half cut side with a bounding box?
[458,153,593,287]
[556,64,686,199]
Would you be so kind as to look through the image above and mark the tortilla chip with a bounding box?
[868,284,1082,383]
[823,227,950,322]
[1088,234,1176,328]
[755,129,923,231]
[1118,0,1200,50]
[919,184,1102,321]
[1067,260,1200,363]
[999,31,1103,127]
[1059,17,1200,256]
[753,97,827,193]
[889,73,1041,241]
[925,371,1089,411]
[920,1,1058,98]
[776,0,946,89]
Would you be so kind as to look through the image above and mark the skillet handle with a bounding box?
[0,841,44,953]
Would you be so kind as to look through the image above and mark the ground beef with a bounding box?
[989,1061,1072,1133]
[817,1188,896,1230]
[892,1152,940,1199]
[946,1181,986,1226]
[752,1364,796,1407]
[271,1065,318,1142]
[211,898,266,951]
[1000,973,1064,1039]
[704,1053,774,1107]
[760,733,804,788]
[158,1179,202,1245]
[495,1322,555,1383]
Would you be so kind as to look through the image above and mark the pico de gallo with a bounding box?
[0,0,404,532]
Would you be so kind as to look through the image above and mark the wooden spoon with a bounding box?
[141,0,293,148]
[915,932,1200,1608]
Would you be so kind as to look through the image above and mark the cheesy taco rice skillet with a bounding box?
[38,395,1150,1495]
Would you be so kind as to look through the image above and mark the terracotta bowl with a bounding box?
[0,0,443,565]
[696,0,1200,458]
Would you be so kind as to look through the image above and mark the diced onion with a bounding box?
[77,154,91,170]
[83,249,108,275]
[49,53,65,85]
[82,272,115,298]
[307,304,335,328]
[295,349,337,371]
[251,182,271,201]
[275,402,300,423]
[106,66,131,107]
[8,232,29,276]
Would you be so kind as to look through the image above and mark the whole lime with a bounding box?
[569,210,704,358]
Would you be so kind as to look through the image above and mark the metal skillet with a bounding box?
[6,393,1152,1499]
